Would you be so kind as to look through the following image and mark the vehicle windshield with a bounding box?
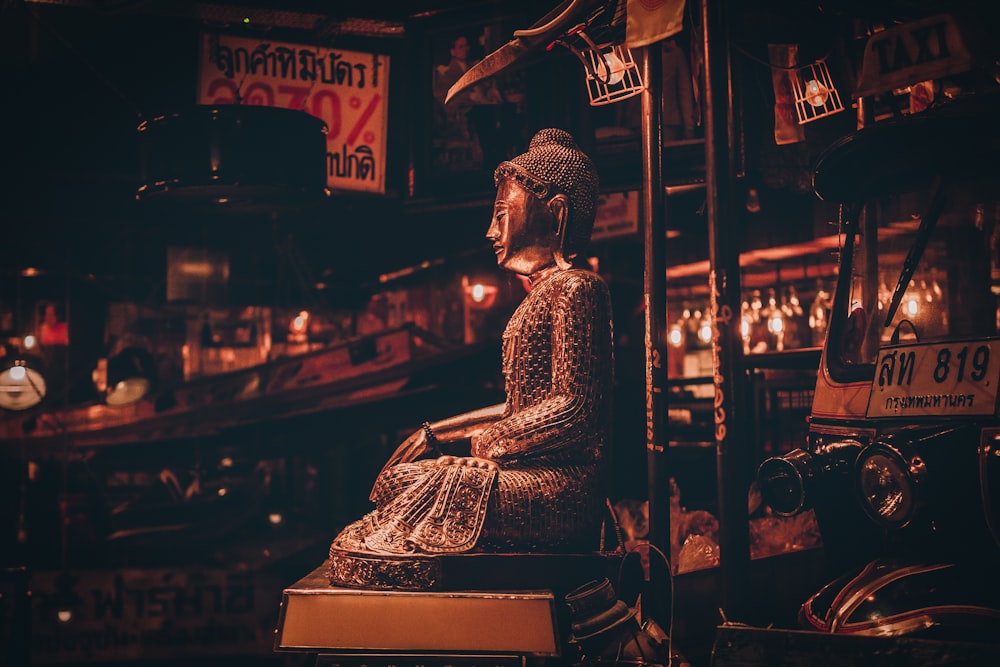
[830,175,1000,376]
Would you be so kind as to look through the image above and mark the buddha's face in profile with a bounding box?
[487,178,560,276]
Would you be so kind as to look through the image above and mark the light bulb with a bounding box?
[699,322,713,344]
[598,51,626,85]
[291,311,309,333]
[470,284,486,303]
[668,324,683,347]
[804,79,829,107]
[905,297,919,317]
[8,366,26,381]
[23,335,36,350]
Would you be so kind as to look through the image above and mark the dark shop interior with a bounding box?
[2,0,1000,666]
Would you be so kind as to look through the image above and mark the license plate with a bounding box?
[867,339,1000,418]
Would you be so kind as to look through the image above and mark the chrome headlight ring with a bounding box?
[855,441,927,530]
[758,449,817,517]
[758,439,863,517]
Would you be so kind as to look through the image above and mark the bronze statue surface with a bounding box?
[329,128,613,589]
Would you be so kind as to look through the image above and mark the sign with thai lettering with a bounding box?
[198,33,390,194]
[592,191,639,241]
[316,655,523,667]
[30,567,285,664]
[867,339,1000,418]
[855,14,973,98]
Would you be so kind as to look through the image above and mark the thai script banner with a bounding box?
[30,568,285,664]
[198,33,390,194]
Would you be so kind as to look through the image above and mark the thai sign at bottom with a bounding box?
[29,567,285,664]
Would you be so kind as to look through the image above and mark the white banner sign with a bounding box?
[592,191,640,241]
[198,33,390,194]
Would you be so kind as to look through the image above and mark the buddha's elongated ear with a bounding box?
[548,194,572,270]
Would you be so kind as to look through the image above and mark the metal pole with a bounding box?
[640,41,669,623]
[701,0,752,621]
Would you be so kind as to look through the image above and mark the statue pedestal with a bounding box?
[274,561,559,664]
[275,556,617,665]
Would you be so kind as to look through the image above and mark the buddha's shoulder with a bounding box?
[544,269,608,292]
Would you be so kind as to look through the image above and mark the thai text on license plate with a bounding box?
[867,339,1000,418]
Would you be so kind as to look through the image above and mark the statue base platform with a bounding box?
[275,554,619,660]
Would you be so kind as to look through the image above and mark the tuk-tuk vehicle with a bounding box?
[730,93,1000,661]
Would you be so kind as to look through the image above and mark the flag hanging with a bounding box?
[768,44,806,145]
[626,0,686,48]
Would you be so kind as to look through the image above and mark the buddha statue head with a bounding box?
[489,128,599,276]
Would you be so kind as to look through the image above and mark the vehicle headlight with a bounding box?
[856,443,925,529]
[757,440,861,516]
[758,449,817,516]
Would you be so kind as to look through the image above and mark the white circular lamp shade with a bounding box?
[104,347,157,407]
[0,361,47,411]
[106,377,151,407]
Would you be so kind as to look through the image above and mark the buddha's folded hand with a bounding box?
[436,455,499,472]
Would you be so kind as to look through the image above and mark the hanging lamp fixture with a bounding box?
[792,60,844,124]
[554,26,644,106]
[537,0,643,106]
[0,350,47,411]
[103,347,158,407]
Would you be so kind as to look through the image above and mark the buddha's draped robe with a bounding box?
[330,268,614,556]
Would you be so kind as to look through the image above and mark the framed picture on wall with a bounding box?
[420,20,530,194]
[36,300,69,346]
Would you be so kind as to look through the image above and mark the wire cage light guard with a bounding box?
[792,60,843,124]
[581,42,645,106]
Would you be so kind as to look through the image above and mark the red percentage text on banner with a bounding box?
[344,94,381,146]
[206,80,381,147]
[310,90,341,139]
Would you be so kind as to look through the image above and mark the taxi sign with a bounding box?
[867,339,1000,418]
[855,14,974,99]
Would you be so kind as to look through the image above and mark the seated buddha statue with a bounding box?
[329,128,614,589]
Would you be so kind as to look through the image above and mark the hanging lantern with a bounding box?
[792,61,844,124]
[0,352,47,411]
[579,40,645,106]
